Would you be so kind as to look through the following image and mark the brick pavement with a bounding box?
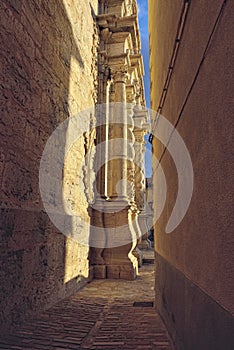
[0,253,174,350]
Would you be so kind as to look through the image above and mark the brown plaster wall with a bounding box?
[149,0,183,112]
[149,0,234,348]
[155,253,234,350]
[0,0,98,332]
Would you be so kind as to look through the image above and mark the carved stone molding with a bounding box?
[83,113,96,204]
[91,0,147,280]
[112,70,128,83]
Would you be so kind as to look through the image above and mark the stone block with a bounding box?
[5,0,22,14]
[2,160,33,202]
[21,1,43,47]
[106,265,121,279]
[93,265,107,279]
[0,3,16,33]
[106,263,137,280]
[119,265,137,280]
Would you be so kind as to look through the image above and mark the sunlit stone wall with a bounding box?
[0,0,98,332]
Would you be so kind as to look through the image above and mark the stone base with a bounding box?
[90,205,139,280]
[132,247,143,266]
[155,253,234,350]
[93,265,106,279]
[106,263,137,280]
[103,243,139,280]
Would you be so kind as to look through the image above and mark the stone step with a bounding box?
[142,248,155,265]
[142,257,155,265]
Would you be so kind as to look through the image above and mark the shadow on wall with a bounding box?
[0,0,93,333]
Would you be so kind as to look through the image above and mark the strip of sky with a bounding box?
[137,0,152,177]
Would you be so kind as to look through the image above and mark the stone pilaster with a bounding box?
[89,64,110,278]
[125,86,143,265]
[102,204,138,280]
[107,70,128,201]
[101,69,138,279]
[138,213,151,250]
[133,107,149,249]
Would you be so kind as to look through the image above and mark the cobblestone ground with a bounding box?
[0,252,174,350]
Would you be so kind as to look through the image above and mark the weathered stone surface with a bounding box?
[0,0,98,332]
[90,0,148,279]
[0,0,147,335]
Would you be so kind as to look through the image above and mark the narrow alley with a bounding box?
[1,0,233,349]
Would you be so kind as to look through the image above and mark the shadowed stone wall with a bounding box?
[0,0,98,332]
[149,0,234,349]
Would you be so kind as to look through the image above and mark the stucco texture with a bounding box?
[149,0,234,316]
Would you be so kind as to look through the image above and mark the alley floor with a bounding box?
[0,251,174,350]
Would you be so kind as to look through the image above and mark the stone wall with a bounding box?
[149,0,234,349]
[0,0,98,332]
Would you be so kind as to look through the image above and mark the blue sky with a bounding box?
[137,0,150,108]
[137,0,152,177]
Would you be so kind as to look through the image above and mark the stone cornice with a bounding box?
[97,15,139,53]
[133,108,149,131]
[130,54,144,74]
[97,14,137,28]
[112,70,128,83]
[108,31,131,43]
